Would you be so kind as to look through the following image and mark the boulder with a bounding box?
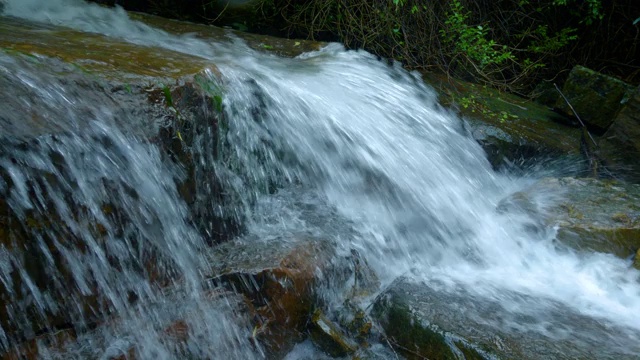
[372,277,640,360]
[599,85,640,183]
[1,288,257,359]
[0,18,234,351]
[128,12,324,58]
[421,72,586,172]
[0,12,325,354]
[498,177,640,262]
[555,65,635,132]
[205,235,344,357]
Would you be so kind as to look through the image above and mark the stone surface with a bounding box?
[372,277,640,360]
[555,65,634,132]
[309,309,357,357]
[1,288,255,359]
[499,177,640,261]
[128,12,324,58]
[0,17,235,352]
[206,235,344,357]
[422,72,586,172]
[599,85,640,183]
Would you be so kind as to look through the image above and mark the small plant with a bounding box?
[441,0,515,69]
[552,0,603,25]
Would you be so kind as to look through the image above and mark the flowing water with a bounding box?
[1,0,640,358]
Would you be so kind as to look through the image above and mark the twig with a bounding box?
[497,97,527,110]
[553,83,598,147]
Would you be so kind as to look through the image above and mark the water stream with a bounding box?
[1,0,640,358]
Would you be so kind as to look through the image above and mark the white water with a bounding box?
[2,0,640,356]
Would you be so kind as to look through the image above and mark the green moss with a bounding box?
[455,340,487,360]
[557,226,640,259]
[611,213,632,225]
[373,296,490,360]
[381,303,457,360]
[421,71,582,156]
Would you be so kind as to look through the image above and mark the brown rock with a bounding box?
[207,236,342,357]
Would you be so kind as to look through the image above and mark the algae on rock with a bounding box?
[499,177,640,264]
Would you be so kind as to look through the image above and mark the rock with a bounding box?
[531,81,559,108]
[372,277,640,360]
[0,18,238,351]
[421,72,586,172]
[555,65,635,132]
[634,249,640,270]
[206,235,347,357]
[599,85,640,183]
[127,12,324,58]
[1,328,76,360]
[1,287,256,359]
[309,309,357,357]
[499,177,640,261]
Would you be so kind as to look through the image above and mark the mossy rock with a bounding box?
[372,277,640,360]
[128,12,324,58]
[372,289,491,360]
[0,17,242,350]
[421,71,585,172]
[500,177,640,262]
[555,65,635,133]
[599,85,640,183]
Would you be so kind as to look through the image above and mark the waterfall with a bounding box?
[1,0,639,358]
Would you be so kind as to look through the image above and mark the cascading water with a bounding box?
[1,0,640,358]
[0,48,261,358]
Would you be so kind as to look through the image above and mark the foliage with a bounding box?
[90,0,640,91]
[270,0,604,92]
[552,0,603,24]
[441,0,515,68]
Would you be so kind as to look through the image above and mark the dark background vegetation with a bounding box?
[91,0,640,95]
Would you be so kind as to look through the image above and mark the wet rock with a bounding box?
[422,72,585,172]
[372,277,640,360]
[0,19,238,351]
[127,12,324,58]
[555,65,635,133]
[634,249,640,270]
[206,235,346,357]
[2,287,256,359]
[599,85,640,183]
[499,177,640,261]
[0,328,76,360]
[309,309,357,357]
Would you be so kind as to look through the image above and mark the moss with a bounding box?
[373,295,490,360]
[561,203,584,220]
[127,12,324,58]
[0,17,211,82]
[421,71,583,157]
[455,340,487,360]
[633,249,640,270]
[557,226,640,259]
[611,213,632,225]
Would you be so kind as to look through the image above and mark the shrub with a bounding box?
[269,0,638,93]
